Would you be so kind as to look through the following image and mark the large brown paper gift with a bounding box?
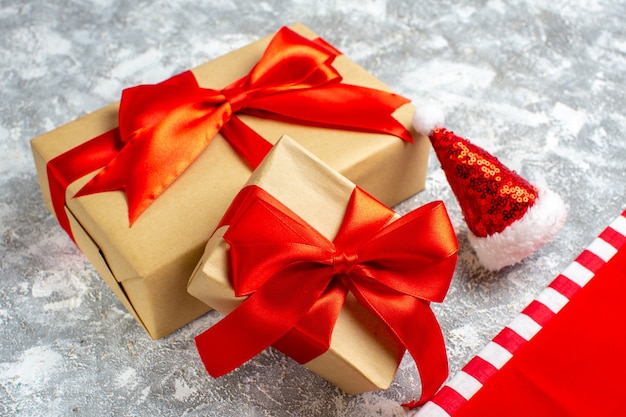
[188,136,458,399]
[30,23,430,340]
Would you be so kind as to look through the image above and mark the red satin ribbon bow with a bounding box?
[195,185,458,406]
[46,26,413,241]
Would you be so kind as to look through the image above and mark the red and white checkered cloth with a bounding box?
[417,209,626,416]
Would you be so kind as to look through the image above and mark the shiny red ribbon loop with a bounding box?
[195,185,458,406]
[47,26,413,240]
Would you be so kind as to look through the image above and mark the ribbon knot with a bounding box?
[332,251,359,275]
[195,185,458,406]
[222,85,250,113]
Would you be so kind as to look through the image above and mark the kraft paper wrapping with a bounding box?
[30,23,429,339]
[188,136,405,394]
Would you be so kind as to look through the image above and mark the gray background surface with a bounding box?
[1,1,625,416]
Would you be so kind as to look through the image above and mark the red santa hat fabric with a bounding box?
[413,104,567,270]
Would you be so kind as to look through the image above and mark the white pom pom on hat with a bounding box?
[413,103,567,270]
[412,101,445,136]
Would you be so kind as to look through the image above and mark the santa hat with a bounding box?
[413,103,567,270]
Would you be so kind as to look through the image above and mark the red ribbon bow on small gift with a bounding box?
[195,185,458,407]
[47,27,413,241]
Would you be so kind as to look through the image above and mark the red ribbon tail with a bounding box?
[399,303,448,408]
[195,266,333,377]
[47,163,74,241]
[400,303,449,408]
[195,303,281,378]
[272,282,348,364]
[351,286,450,407]
[46,128,121,241]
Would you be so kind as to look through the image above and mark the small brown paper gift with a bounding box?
[188,135,405,393]
[188,136,457,399]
